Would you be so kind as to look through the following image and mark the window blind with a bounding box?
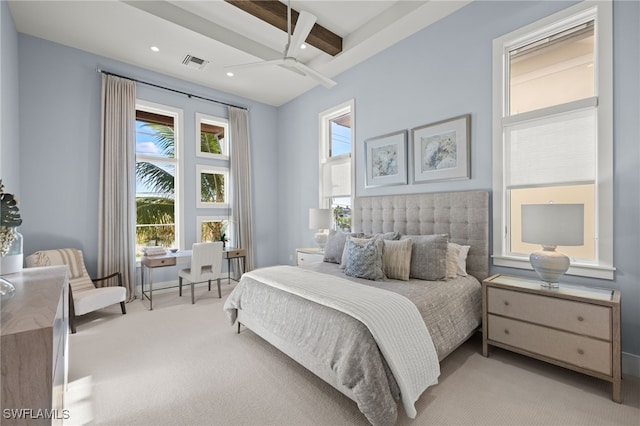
[322,155,351,198]
[506,107,596,188]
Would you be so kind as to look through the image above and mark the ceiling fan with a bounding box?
[226,1,337,88]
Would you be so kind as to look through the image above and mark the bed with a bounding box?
[224,191,489,425]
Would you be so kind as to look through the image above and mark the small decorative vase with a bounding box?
[0,277,16,300]
[1,229,23,275]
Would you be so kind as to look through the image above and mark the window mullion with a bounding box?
[503,96,597,126]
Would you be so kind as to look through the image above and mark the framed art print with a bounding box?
[411,114,470,183]
[364,130,408,187]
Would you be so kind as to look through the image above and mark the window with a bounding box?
[492,1,613,279]
[197,216,232,246]
[135,101,183,254]
[196,113,229,160]
[196,165,228,209]
[319,100,354,231]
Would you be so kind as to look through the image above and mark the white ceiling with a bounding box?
[8,0,471,106]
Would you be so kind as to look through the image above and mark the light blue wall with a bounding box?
[0,0,20,190]
[5,1,639,363]
[276,0,640,360]
[16,34,279,277]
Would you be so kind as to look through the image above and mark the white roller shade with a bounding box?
[322,155,351,198]
[506,107,596,188]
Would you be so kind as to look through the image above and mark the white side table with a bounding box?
[295,248,325,265]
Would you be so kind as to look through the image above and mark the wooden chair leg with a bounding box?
[208,279,211,291]
[70,314,77,334]
[69,288,77,334]
[217,278,221,298]
[179,277,183,296]
[120,301,126,315]
[191,282,195,304]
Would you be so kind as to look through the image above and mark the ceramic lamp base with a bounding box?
[530,245,569,288]
[314,232,328,251]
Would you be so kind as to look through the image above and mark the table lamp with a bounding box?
[309,208,331,251]
[521,203,584,288]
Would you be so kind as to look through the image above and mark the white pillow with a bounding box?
[449,243,470,276]
[446,243,460,279]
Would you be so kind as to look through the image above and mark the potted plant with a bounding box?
[0,180,23,296]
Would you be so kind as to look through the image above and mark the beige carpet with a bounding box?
[66,282,639,426]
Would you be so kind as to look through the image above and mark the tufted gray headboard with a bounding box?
[352,190,490,281]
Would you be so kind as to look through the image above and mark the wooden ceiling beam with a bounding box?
[225,0,343,56]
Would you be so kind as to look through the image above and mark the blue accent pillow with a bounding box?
[344,238,385,281]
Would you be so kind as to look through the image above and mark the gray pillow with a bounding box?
[362,231,401,241]
[400,234,449,281]
[323,231,362,264]
[344,238,385,281]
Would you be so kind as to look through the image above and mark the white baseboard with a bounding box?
[622,351,640,378]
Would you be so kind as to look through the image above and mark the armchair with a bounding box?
[26,248,126,333]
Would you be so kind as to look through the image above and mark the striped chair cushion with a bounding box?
[25,249,96,293]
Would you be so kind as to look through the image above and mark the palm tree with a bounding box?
[200,131,225,203]
[136,123,175,247]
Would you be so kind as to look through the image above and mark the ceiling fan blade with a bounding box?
[290,61,337,88]
[279,63,306,77]
[286,11,316,58]
[225,58,284,71]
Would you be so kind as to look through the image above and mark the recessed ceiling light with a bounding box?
[150,46,160,52]
[226,72,234,77]
[301,44,307,49]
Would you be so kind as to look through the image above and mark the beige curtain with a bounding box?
[98,74,136,301]
[229,107,254,274]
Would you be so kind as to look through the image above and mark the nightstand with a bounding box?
[296,248,325,265]
[482,273,621,402]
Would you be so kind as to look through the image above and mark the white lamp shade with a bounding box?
[522,203,584,247]
[309,208,331,230]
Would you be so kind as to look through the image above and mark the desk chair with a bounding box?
[26,248,127,333]
[178,241,224,303]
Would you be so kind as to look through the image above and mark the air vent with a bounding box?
[182,54,209,70]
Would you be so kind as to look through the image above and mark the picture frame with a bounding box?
[411,114,471,183]
[364,130,408,187]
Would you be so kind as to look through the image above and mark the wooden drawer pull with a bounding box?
[503,300,510,306]
[577,316,584,322]
[577,348,585,355]
[504,329,510,335]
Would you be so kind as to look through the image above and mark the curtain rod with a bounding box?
[97,68,248,111]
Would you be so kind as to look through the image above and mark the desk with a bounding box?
[140,250,191,310]
[224,247,246,283]
[140,248,246,310]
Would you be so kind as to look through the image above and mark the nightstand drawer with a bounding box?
[487,287,611,340]
[488,314,612,375]
[296,251,324,265]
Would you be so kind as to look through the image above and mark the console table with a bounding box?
[1,266,69,425]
